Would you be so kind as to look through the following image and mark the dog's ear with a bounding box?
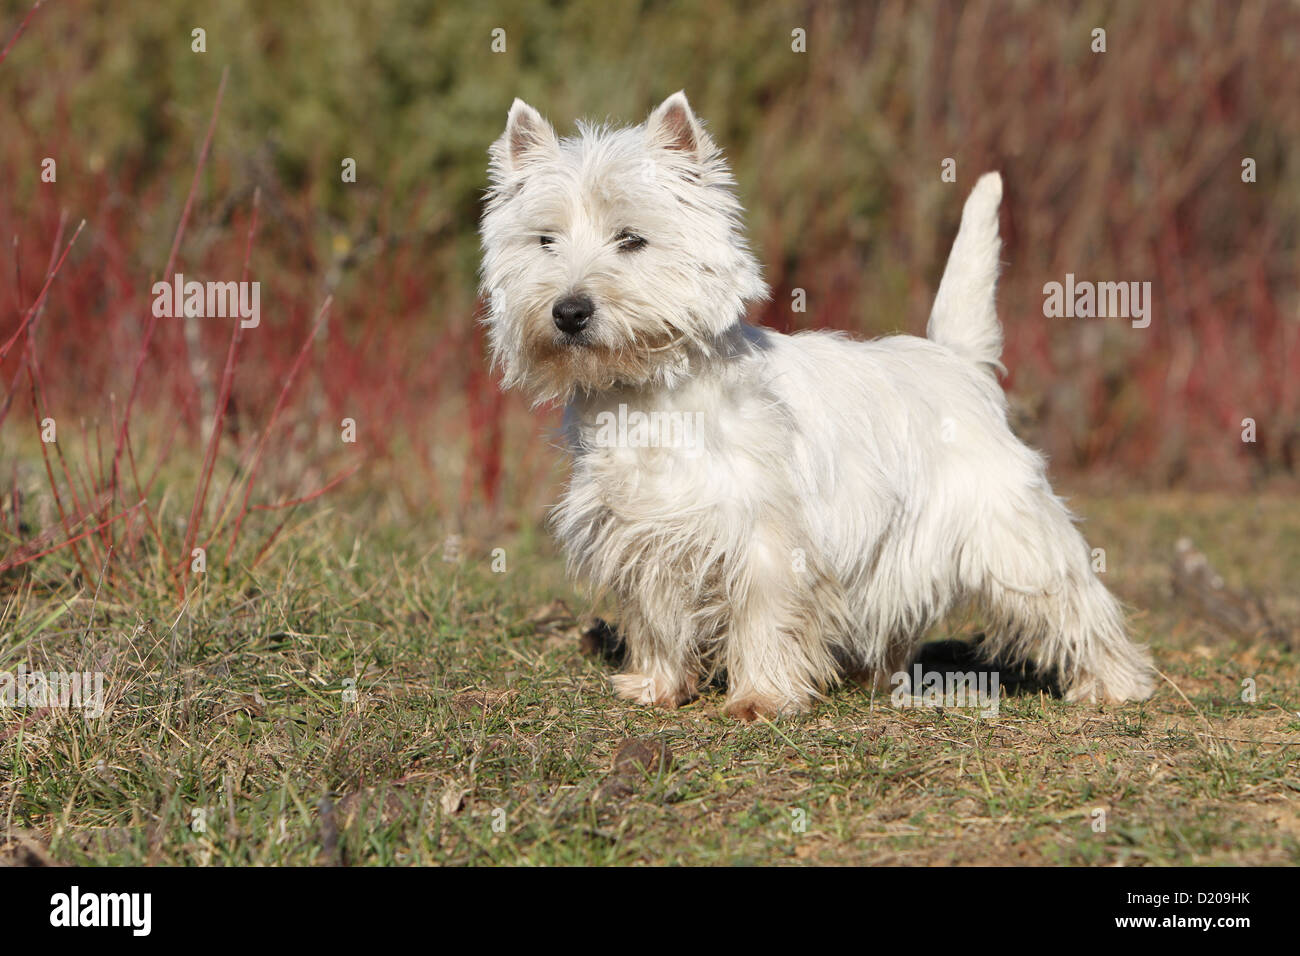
[647,91,713,159]
[493,98,559,178]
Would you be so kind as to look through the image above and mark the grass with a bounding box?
[2,491,1297,866]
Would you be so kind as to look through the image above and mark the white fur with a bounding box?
[480,93,1156,719]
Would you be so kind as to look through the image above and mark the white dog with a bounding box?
[480,92,1156,719]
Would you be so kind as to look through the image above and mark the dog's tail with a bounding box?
[926,172,1004,375]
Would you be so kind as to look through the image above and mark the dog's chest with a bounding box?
[568,413,723,517]
[555,384,795,571]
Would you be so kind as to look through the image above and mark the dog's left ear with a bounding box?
[647,91,713,160]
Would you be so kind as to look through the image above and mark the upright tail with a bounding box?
[926,172,1005,375]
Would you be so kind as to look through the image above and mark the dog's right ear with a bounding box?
[646,91,714,161]
[491,98,559,181]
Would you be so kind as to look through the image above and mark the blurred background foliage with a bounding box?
[2,0,1298,538]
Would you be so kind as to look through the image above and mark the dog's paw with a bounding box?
[723,695,807,722]
[1064,654,1158,705]
[611,673,694,708]
[1065,673,1156,705]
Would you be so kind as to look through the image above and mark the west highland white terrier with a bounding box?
[480,92,1157,720]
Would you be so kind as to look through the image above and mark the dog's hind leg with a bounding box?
[971,485,1156,703]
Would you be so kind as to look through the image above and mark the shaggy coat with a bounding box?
[480,93,1156,718]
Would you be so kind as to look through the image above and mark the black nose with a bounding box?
[552,294,594,335]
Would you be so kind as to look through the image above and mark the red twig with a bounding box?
[251,463,360,512]
[179,188,261,586]
[25,364,97,585]
[0,500,140,575]
[111,65,228,501]
[0,0,44,69]
[226,296,333,561]
[0,210,66,428]
[0,218,84,362]
[246,463,360,569]
[122,419,169,567]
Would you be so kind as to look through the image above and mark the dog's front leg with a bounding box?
[721,529,843,721]
[610,597,700,709]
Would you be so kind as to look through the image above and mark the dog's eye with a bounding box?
[615,230,647,252]
[538,235,556,249]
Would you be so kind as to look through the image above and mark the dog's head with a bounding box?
[479,92,767,403]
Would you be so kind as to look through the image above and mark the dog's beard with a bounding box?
[515,313,691,401]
